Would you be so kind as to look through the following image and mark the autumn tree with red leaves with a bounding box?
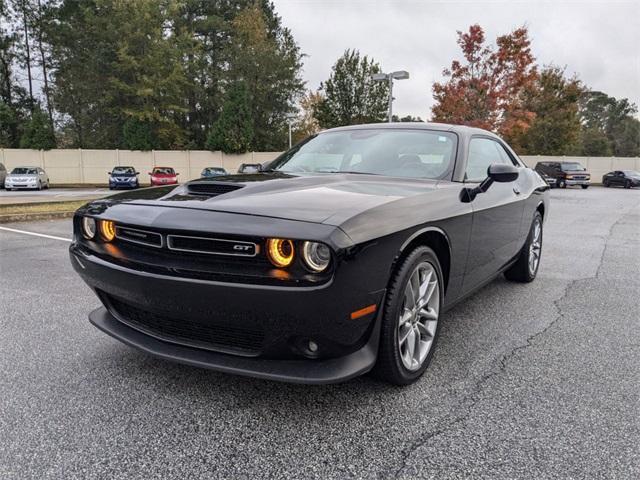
[431,24,538,146]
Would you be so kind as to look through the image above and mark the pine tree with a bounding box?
[206,81,253,154]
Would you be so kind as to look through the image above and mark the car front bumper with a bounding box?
[70,243,385,383]
[564,179,590,186]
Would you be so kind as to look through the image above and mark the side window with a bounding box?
[465,138,510,182]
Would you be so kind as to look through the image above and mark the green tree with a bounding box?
[580,127,612,156]
[579,91,639,156]
[226,2,304,150]
[19,105,56,149]
[517,66,583,155]
[0,100,19,146]
[315,49,389,128]
[392,114,424,122]
[122,117,154,150]
[206,81,253,153]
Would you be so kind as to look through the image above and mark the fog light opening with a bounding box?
[308,340,318,353]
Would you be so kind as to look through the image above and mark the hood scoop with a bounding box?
[186,182,244,197]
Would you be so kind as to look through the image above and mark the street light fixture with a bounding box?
[372,70,410,122]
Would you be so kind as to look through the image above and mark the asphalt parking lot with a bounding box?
[1,186,638,479]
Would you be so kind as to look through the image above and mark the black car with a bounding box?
[534,161,590,189]
[70,123,549,385]
[108,166,140,189]
[602,170,640,189]
[237,163,263,174]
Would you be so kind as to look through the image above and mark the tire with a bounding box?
[581,185,589,189]
[625,180,631,189]
[37,181,42,191]
[373,246,444,385]
[604,180,609,187]
[558,180,567,188]
[505,212,543,283]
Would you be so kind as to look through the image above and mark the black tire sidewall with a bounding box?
[378,246,444,385]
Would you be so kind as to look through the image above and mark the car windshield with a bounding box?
[153,168,174,174]
[270,129,457,179]
[623,170,640,176]
[112,167,135,174]
[204,168,225,174]
[561,163,585,172]
[11,167,38,175]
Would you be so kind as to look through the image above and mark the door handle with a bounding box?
[513,187,521,195]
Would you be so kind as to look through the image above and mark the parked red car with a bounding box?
[149,167,179,186]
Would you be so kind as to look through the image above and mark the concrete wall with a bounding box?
[0,149,283,185]
[1,149,639,185]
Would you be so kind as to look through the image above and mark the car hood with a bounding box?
[101,172,440,225]
[151,173,176,178]
[8,173,37,178]
[111,172,137,177]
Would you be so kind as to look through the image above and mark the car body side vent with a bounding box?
[186,182,244,197]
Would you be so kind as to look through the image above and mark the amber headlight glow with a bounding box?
[81,217,97,239]
[99,220,116,242]
[301,241,331,272]
[266,238,294,267]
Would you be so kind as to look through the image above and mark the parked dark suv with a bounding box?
[534,161,590,189]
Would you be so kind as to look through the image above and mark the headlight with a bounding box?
[99,220,116,242]
[266,238,294,267]
[301,241,331,272]
[81,217,97,239]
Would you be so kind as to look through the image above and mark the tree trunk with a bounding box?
[21,0,34,109]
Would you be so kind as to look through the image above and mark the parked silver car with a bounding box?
[4,166,50,190]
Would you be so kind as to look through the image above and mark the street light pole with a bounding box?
[372,70,410,123]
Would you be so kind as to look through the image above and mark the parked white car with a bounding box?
[4,166,50,190]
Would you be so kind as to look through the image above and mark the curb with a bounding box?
[0,211,76,224]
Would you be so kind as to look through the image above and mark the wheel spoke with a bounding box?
[398,323,412,345]
[405,328,416,361]
[416,319,437,338]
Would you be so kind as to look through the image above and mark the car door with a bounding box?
[462,136,526,293]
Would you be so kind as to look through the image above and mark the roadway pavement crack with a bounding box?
[387,214,623,479]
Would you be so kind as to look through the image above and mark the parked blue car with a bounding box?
[108,166,140,189]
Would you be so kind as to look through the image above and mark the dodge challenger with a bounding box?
[70,123,549,385]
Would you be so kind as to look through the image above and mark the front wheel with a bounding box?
[558,179,567,188]
[581,185,589,189]
[373,246,443,385]
[505,212,543,283]
[625,180,631,189]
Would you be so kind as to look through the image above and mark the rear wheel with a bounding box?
[505,212,543,283]
[373,246,443,385]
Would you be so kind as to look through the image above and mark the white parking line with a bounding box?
[0,226,71,242]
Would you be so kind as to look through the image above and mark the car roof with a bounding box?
[322,121,502,139]
[153,166,174,169]
[113,165,135,168]
[13,166,40,168]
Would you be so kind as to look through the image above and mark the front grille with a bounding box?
[187,182,243,196]
[167,235,258,257]
[105,294,264,356]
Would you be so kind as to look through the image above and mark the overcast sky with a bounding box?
[272,0,640,119]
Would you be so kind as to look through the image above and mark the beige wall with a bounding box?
[0,149,283,185]
[1,149,639,185]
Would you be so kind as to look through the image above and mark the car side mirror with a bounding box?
[108,171,112,174]
[461,164,519,203]
[148,172,152,175]
[135,171,140,175]
[176,172,180,175]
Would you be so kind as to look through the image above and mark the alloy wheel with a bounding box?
[397,261,440,371]
[528,218,542,275]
